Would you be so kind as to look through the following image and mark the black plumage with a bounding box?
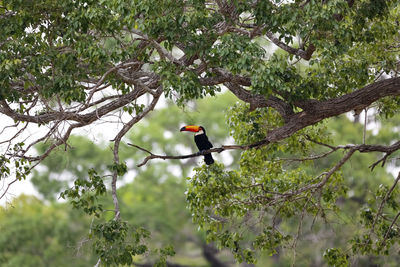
[194,127,214,165]
[180,125,214,165]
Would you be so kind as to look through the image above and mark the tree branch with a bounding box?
[224,81,294,121]
[129,141,267,167]
[0,86,148,125]
[371,171,400,233]
[308,138,400,170]
[110,87,163,220]
[265,32,316,60]
[209,72,400,131]
[284,148,356,197]
[132,130,400,170]
[383,211,400,245]
[262,77,400,144]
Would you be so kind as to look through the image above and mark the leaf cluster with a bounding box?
[60,168,106,217]
[92,220,150,266]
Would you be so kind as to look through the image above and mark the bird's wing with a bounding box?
[204,136,213,149]
[207,139,213,148]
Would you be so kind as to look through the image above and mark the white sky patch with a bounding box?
[0,177,39,206]
[123,169,137,185]
[167,165,182,178]
[345,109,381,135]
[174,144,193,155]
[163,131,173,139]
[216,136,236,166]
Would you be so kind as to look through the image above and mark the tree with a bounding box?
[0,195,98,267]
[1,0,400,266]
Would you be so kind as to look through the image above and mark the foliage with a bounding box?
[60,168,106,217]
[0,195,97,267]
[323,248,349,267]
[92,220,151,266]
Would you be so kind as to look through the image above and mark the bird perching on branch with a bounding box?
[180,125,214,165]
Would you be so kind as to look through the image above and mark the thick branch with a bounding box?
[224,82,294,121]
[215,74,400,131]
[215,75,396,147]
[264,77,400,144]
[201,67,294,121]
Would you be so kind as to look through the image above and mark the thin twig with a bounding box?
[291,197,310,267]
[363,108,368,144]
[371,171,400,233]
[382,211,400,245]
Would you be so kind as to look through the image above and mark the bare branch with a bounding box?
[286,149,356,197]
[0,122,29,146]
[291,197,310,267]
[0,178,18,200]
[129,141,267,167]
[0,157,42,200]
[110,87,163,220]
[273,149,338,162]
[15,123,79,162]
[84,61,142,106]
[309,138,400,171]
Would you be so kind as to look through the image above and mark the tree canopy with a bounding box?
[1,0,400,266]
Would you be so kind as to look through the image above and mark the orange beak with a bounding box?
[180,125,200,132]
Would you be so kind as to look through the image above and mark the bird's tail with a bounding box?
[204,154,214,165]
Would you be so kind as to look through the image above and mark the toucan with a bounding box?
[180,125,214,165]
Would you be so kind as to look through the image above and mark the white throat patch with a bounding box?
[195,129,204,135]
